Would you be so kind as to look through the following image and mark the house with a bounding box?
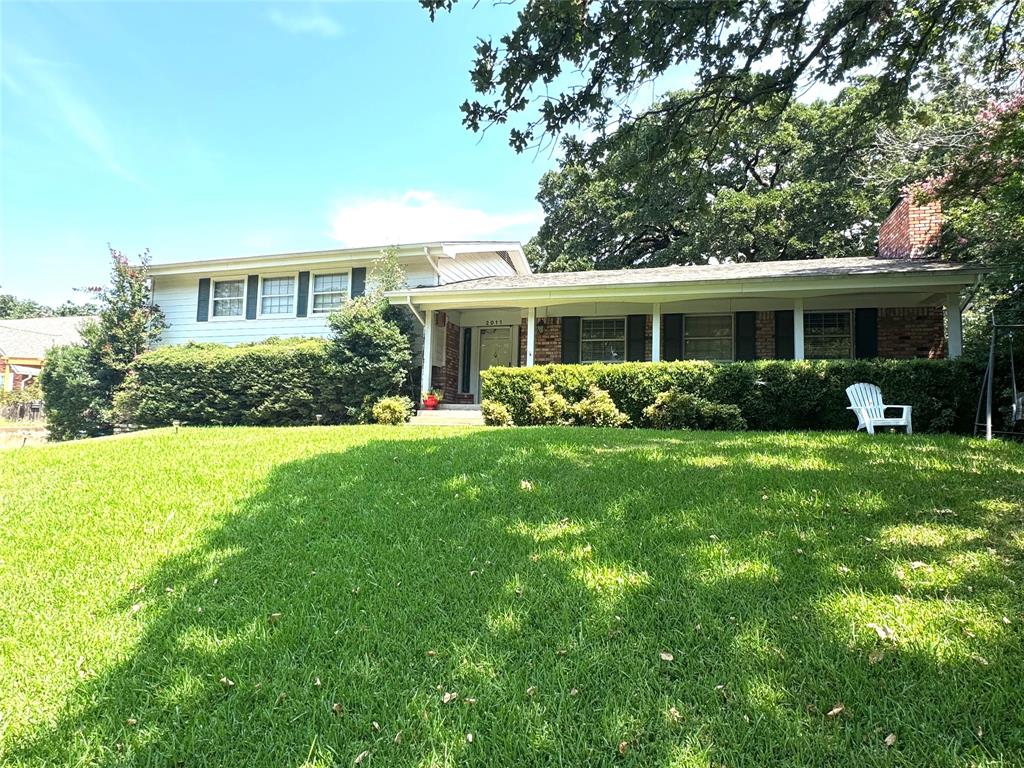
[0,316,96,392]
[149,197,981,404]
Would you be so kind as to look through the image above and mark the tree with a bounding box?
[0,292,99,319]
[423,0,1021,157]
[529,83,889,271]
[41,246,165,438]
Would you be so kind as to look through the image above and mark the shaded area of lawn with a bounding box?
[1,427,1022,767]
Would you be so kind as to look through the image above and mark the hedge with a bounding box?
[128,338,345,427]
[480,359,984,433]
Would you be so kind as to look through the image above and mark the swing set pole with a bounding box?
[986,326,996,441]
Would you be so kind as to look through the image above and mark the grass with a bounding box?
[1,426,1022,767]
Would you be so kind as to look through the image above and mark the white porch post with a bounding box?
[526,306,536,367]
[793,298,805,360]
[420,309,434,396]
[651,303,662,362]
[945,293,963,359]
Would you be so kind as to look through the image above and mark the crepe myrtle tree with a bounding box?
[41,246,165,438]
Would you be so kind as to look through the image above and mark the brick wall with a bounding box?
[878,307,945,359]
[755,311,775,360]
[518,317,562,365]
[878,194,942,260]
[443,320,461,397]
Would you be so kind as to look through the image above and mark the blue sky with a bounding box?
[1,1,566,304]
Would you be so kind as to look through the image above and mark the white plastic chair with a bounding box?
[845,383,912,435]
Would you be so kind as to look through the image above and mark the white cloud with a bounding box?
[268,6,343,38]
[328,191,541,247]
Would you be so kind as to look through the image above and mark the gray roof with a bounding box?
[398,257,980,294]
[0,316,96,359]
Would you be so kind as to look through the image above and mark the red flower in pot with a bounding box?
[422,389,442,410]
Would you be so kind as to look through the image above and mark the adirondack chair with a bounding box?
[845,383,912,435]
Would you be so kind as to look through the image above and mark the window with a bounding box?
[684,315,732,360]
[805,311,852,359]
[260,276,295,316]
[581,317,626,363]
[211,279,244,318]
[311,273,349,313]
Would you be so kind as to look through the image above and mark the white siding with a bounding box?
[437,251,517,284]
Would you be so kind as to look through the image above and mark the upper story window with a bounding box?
[581,317,626,363]
[805,311,852,359]
[311,273,349,314]
[684,315,732,360]
[260,276,295,316]
[211,279,244,318]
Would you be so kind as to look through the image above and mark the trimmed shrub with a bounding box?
[371,395,414,425]
[643,390,747,431]
[128,338,343,427]
[481,359,983,433]
[481,399,513,427]
[568,385,630,428]
[527,384,571,425]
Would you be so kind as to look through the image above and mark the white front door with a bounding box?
[476,326,515,396]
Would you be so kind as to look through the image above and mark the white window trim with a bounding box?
[308,269,352,315]
[683,313,735,362]
[257,272,300,320]
[580,316,628,364]
[804,309,854,360]
[208,275,248,322]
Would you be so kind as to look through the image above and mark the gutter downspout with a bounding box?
[424,246,440,283]
[404,297,425,326]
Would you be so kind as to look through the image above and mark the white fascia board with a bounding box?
[438,241,532,275]
[386,270,984,310]
[148,243,444,277]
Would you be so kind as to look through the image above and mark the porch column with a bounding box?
[526,306,536,367]
[651,303,662,362]
[945,293,963,359]
[420,309,434,396]
[793,298,805,360]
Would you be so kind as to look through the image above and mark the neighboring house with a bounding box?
[0,316,96,392]
[150,198,981,404]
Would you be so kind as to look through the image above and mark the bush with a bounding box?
[527,384,571,425]
[480,399,513,426]
[371,395,414,425]
[481,359,983,433]
[126,338,343,427]
[328,296,412,420]
[643,390,747,431]
[40,345,106,439]
[568,385,630,427]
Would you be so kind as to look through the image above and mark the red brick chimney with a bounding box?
[877,193,942,259]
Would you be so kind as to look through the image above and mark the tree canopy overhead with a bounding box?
[423,0,1021,155]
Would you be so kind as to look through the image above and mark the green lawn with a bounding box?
[1,427,1022,767]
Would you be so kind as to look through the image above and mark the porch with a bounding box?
[387,257,980,403]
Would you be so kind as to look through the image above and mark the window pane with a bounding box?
[685,315,731,338]
[314,273,347,293]
[213,280,244,299]
[261,277,295,315]
[684,315,732,360]
[212,298,243,317]
[581,340,626,362]
[313,293,344,312]
[581,318,625,341]
[804,312,852,359]
[684,338,732,360]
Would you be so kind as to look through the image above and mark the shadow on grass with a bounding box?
[7,429,1023,767]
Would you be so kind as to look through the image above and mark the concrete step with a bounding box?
[409,408,485,426]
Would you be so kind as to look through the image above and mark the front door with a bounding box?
[476,326,515,396]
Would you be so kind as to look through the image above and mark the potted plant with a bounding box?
[422,389,443,410]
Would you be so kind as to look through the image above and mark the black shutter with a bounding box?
[735,311,756,361]
[461,327,472,391]
[296,271,310,317]
[561,316,581,364]
[351,267,366,297]
[662,314,683,361]
[855,308,878,358]
[775,310,795,360]
[245,275,259,320]
[196,278,210,322]
[627,315,646,361]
